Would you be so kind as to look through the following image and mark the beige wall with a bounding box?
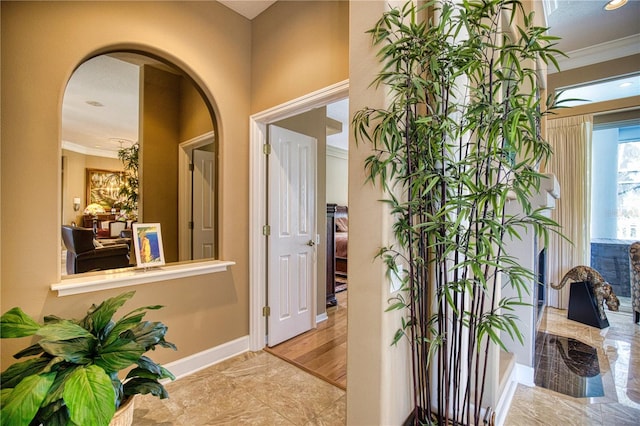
[179,75,215,142]
[141,65,181,262]
[251,0,349,113]
[1,0,351,387]
[326,147,348,206]
[1,0,252,368]
[347,2,412,424]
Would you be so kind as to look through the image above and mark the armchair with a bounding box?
[630,241,640,324]
[61,226,130,274]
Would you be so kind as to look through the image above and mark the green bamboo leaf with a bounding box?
[63,365,116,426]
[0,307,41,338]
[0,372,55,426]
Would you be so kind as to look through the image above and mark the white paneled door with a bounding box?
[192,148,215,259]
[267,125,317,346]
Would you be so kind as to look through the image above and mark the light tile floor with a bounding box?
[505,308,640,425]
[134,307,639,425]
[134,351,346,425]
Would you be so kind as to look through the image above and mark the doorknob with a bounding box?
[306,240,316,246]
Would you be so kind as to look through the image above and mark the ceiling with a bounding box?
[62,0,640,157]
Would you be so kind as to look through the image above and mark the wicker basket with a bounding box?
[109,396,135,426]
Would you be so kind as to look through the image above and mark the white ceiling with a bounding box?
[62,0,640,157]
[217,0,276,20]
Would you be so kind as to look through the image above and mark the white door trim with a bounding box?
[249,80,349,351]
[178,131,215,261]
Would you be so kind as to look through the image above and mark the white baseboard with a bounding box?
[162,336,250,381]
[515,363,535,387]
[494,362,519,426]
[316,312,328,323]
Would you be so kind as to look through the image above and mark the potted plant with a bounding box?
[117,142,139,220]
[0,291,176,426]
[354,0,564,424]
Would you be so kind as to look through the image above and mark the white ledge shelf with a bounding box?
[51,260,235,297]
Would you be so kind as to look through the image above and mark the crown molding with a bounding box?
[550,34,640,73]
[326,144,348,159]
[62,140,119,158]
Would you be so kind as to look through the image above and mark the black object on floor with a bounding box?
[568,281,609,329]
[534,332,604,398]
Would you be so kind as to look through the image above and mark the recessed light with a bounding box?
[604,0,627,11]
[619,82,633,88]
[86,100,104,107]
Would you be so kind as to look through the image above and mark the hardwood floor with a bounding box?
[266,290,347,390]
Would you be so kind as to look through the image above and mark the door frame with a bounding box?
[249,80,349,351]
[178,131,216,261]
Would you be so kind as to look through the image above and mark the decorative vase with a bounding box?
[109,396,135,426]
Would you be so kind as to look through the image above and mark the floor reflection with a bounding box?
[535,332,604,398]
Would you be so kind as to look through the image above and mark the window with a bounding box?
[591,123,640,240]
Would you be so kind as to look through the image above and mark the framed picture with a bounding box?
[86,168,124,210]
[132,223,165,268]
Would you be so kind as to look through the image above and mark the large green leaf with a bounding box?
[126,362,174,381]
[13,342,45,359]
[0,372,55,426]
[63,365,116,426]
[83,291,135,336]
[38,336,96,364]
[123,377,169,399]
[94,340,145,372]
[0,307,41,338]
[37,320,94,341]
[102,312,146,347]
[0,357,50,389]
[122,321,167,349]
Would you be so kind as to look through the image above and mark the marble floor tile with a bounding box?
[134,351,345,425]
[135,307,638,425]
[505,308,640,426]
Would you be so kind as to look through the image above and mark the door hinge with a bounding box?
[263,144,271,155]
[188,221,194,230]
[189,163,194,172]
[263,306,271,317]
[263,225,271,236]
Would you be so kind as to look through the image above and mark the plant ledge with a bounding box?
[51,260,235,296]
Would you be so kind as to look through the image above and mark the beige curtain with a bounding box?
[544,114,593,309]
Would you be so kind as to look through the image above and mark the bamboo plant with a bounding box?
[353,1,564,424]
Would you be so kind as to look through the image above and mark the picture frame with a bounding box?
[132,223,165,268]
[86,168,124,210]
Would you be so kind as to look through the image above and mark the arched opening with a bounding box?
[61,51,218,275]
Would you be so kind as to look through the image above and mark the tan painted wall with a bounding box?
[179,76,215,142]
[1,0,252,369]
[326,148,348,206]
[141,65,181,262]
[1,0,350,377]
[251,0,349,113]
[347,1,412,424]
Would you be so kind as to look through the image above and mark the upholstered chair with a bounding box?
[61,225,130,274]
[630,241,640,324]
